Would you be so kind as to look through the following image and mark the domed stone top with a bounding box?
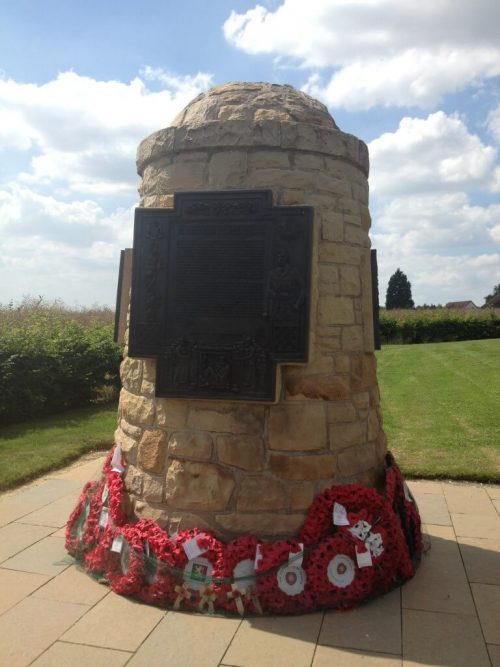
[171,82,338,130]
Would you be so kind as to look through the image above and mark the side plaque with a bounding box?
[129,190,312,401]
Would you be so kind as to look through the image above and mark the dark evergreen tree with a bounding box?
[385,269,414,309]
[483,283,500,306]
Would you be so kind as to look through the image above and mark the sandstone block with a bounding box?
[269,454,336,480]
[329,421,365,451]
[337,442,376,477]
[321,217,343,243]
[142,358,156,382]
[173,120,281,152]
[120,357,142,393]
[119,418,143,440]
[141,379,155,397]
[218,104,249,121]
[316,332,342,352]
[290,484,315,510]
[352,391,370,410]
[351,181,369,205]
[351,354,377,390]
[120,389,155,426]
[268,403,327,450]
[187,404,265,435]
[216,435,264,471]
[168,431,213,460]
[344,224,368,247]
[360,205,372,231]
[318,296,355,325]
[136,128,175,174]
[164,460,235,511]
[293,153,325,170]
[165,512,218,536]
[237,478,287,511]
[142,473,164,503]
[334,355,351,373]
[155,399,189,430]
[248,150,290,169]
[279,189,306,205]
[138,429,169,474]
[367,409,381,441]
[216,512,305,537]
[133,500,169,528]
[340,266,361,296]
[370,386,381,407]
[338,196,360,216]
[320,243,360,265]
[341,325,364,351]
[318,264,340,291]
[285,375,349,401]
[326,402,357,423]
[208,151,247,187]
[114,427,139,463]
[125,465,143,496]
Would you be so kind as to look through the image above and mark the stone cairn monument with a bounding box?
[66,83,422,615]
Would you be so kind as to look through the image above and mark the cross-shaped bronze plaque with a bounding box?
[129,190,312,401]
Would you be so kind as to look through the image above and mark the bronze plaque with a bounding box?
[129,190,312,401]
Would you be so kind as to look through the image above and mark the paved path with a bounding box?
[0,456,499,666]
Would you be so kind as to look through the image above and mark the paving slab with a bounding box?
[60,589,164,651]
[0,597,89,667]
[0,479,83,528]
[471,583,500,645]
[312,645,402,666]
[458,535,500,585]
[1,535,73,576]
[402,608,491,667]
[319,589,401,655]
[402,525,476,615]
[49,455,106,482]
[486,485,500,500]
[406,480,443,495]
[30,642,132,667]
[17,490,81,528]
[451,511,500,539]
[442,482,498,515]
[32,562,110,606]
[410,492,451,526]
[128,612,241,667]
[223,613,322,667]
[489,644,500,666]
[0,569,50,615]
[0,521,54,563]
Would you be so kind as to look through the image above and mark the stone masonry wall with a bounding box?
[115,83,387,539]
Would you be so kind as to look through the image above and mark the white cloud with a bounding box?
[366,111,500,304]
[224,0,500,109]
[487,103,500,144]
[0,70,212,194]
[369,111,498,196]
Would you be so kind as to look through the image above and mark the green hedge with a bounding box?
[0,306,122,424]
[379,309,500,344]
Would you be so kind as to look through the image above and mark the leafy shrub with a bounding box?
[0,298,122,424]
[379,308,500,344]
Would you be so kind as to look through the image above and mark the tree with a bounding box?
[483,283,500,306]
[385,269,414,309]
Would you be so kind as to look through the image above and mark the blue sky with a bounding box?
[1,0,499,307]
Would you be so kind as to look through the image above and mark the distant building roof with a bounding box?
[445,301,478,309]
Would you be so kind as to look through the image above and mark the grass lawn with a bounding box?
[377,338,500,482]
[0,403,117,491]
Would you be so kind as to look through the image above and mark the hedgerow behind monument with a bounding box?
[0,298,121,424]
